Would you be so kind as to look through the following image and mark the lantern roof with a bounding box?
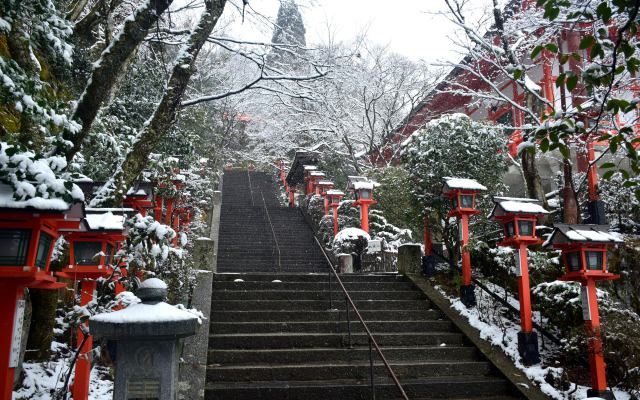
[317,180,334,186]
[490,197,548,218]
[303,165,318,171]
[441,177,487,196]
[0,182,84,213]
[125,181,154,200]
[353,181,375,190]
[543,224,623,248]
[326,189,344,196]
[85,211,126,232]
[309,171,326,177]
[346,176,369,192]
[285,151,321,187]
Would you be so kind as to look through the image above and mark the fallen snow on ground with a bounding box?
[436,284,632,400]
[13,343,113,399]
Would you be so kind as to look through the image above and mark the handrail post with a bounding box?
[369,337,376,400]
[247,170,255,207]
[346,296,352,348]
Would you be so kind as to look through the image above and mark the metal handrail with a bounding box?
[247,170,255,207]
[313,235,409,400]
[261,192,282,272]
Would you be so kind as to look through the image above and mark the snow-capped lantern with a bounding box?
[57,207,128,400]
[543,224,622,400]
[441,177,486,308]
[303,165,318,194]
[309,171,326,195]
[0,180,83,399]
[347,177,377,233]
[491,197,548,246]
[316,180,335,215]
[123,181,154,216]
[544,224,622,278]
[441,177,486,217]
[326,189,345,235]
[490,197,549,365]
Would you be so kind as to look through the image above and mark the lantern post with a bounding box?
[441,177,487,308]
[326,190,345,235]
[309,171,326,196]
[491,197,549,365]
[347,177,377,234]
[0,190,83,399]
[57,208,128,400]
[316,180,335,215]
[544,224,622,400]
[303,165,318,195]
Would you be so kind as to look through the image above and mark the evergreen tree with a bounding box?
[268,0,306,67]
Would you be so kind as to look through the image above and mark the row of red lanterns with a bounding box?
[0,176,191,400]
[441,176,621,400]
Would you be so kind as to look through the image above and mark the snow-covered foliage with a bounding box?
[0,142,84,207]
[401,113,508,257]
[332,227,370,256]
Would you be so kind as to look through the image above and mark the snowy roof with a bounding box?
[86,207,134,213]
[73,174,93,183]
[84,211,125,231]
[353,181,374,190]
[0,183,76,211]
[174,174,186,182]
[491,197,548,217]
[90,301,198,324]
[303,165,317,171]
[326,189,344,196]
[310,171,325,177]
[317,180,334,186]
[543,224,623,247]
[442,177,487,193]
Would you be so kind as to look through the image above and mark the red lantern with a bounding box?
[491,197,549,365]
[347,177,377,233]
[441,177,487,308]
[309,171,326,196]
[0,195,83,399]
[326,190,345,235]
[123,181,154,216]
[316,180,335,215]
[544,224,622,400]
[302,165,318,195]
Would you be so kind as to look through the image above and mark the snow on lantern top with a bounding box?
[543,224,623,247]
[490,197,548,217]
[441,177,487,194]
[84,210,126,232]
[309,171,326,178]
[303,165,317,171]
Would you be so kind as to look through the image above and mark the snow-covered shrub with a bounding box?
[332,228,369,258]
[401,113,508,261]
[600,171,640,233]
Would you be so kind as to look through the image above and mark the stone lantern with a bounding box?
[544,224,622,400]
[441,177,487,307]
[58,208,128,400]
[90,278,199,400]
[490,197,549,365]
[0,185,84,398]
[326,189,345,235]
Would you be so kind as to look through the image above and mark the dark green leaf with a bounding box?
[566,74,578,91]
[579,35,595,49]
[600,162,615,169]
[602,170,615,180]
[596,2,612,22]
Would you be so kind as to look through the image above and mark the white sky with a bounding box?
[222,0,496,63]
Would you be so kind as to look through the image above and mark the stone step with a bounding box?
[209,332,466,349]
[208,346,480,365]
[206,360,494,382]
[210,320,455,334]
[213,273,404,283]
[210,309,442,322]
[204,376,517,400]
[211,290,425,301]
[212,281,416,291]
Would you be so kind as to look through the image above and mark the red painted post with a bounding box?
[584,279,608,392]
[423,216,432,256]
[460,214,472,286]
[332,205,339,235]
[165,198,174,225]
[154,196,163,222]
[0,283,24,400]
[516,244,533,333]
[289,190,295,207]
[360,203,369,233]
[587,142,599,201]
[72,279,97,400]
[324,196,329,216]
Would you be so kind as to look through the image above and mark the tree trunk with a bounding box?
[57,0,175,162]
[521,149,549,205]
[25,289,58,361]
[562,158,580,224]
[96,0,227,206]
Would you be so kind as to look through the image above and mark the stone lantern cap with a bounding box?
[90,278,199,340]
[490,197,549,218]
[441,177,487,196]
[543,224,623,248]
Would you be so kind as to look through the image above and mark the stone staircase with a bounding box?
[206,170,521,399]
[217,170,327,273]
